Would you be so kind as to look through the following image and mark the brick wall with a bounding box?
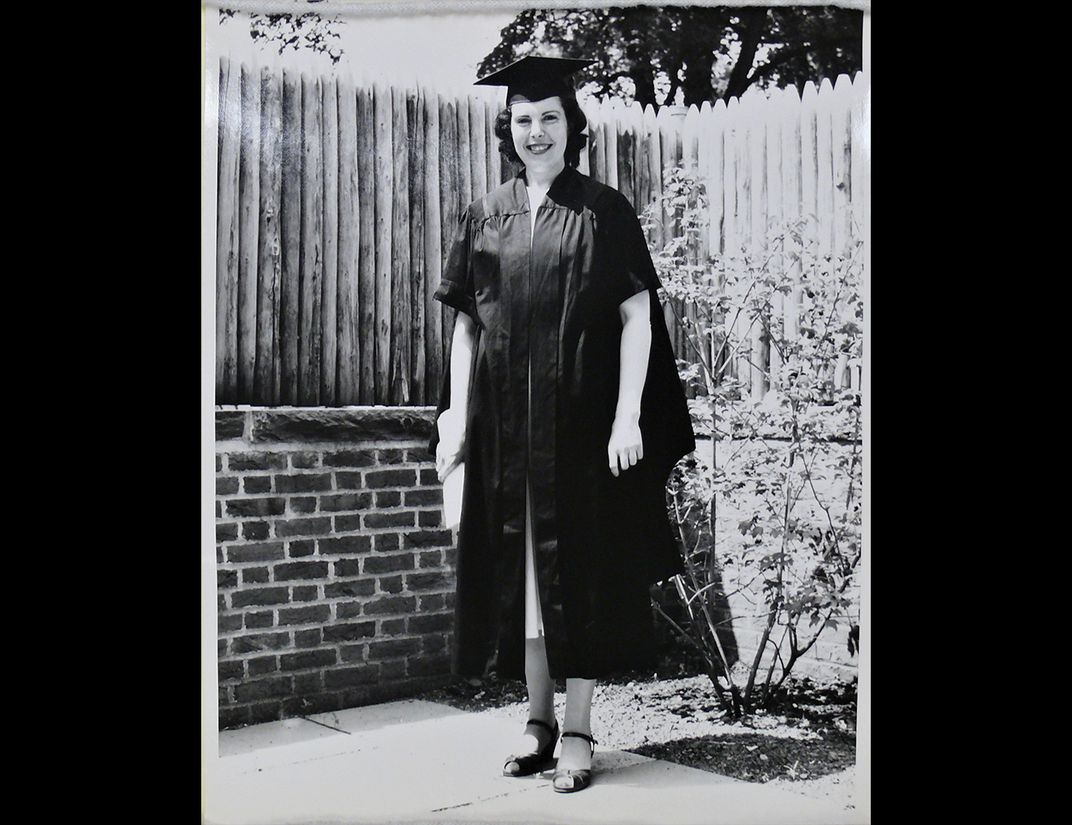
[214,411,859,729]
[215,407,456,729]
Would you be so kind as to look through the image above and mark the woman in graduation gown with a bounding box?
[429,56,695,793]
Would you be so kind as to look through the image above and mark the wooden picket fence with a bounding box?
[214,55,867,406]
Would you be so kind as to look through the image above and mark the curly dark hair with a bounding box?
[493,92,589,169]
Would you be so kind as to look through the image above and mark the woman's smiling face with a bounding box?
[509,97,568,171]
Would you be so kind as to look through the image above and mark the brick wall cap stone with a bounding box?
[249,408,436,444]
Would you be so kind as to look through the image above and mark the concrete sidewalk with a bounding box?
[204,699,863,825]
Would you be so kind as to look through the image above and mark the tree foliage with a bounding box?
[479,5,862,109]
[219,3,345,65]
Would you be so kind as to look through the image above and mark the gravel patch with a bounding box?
[418,672,858,810]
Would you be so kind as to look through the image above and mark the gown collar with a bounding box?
[515,165,584,214]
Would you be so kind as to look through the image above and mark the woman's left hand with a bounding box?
[608,415,643,477]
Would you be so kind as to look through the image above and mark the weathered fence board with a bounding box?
[216,59,240,401]
[815,78,835,263]
[438,97,459,357]
[682,103,699,176]
[389,86,412,404]
[710,100,728,380]
[589,104,606,185]
[706,99,724,257]
[299,74,323,405]
[658,105,681,353]
[238,64,261,402]
[457,96,473,211]
[680,103,701,401]
[373,84,393,404]
[279,70,301,406]
[423,88,443,402]
[337,76,360,405]
[801,77,814,355]
[604,98,619,191]
[321,76,339,405]
[781,85,802,345]
[747,90,768,403]
[409,88,427,405]
[577,111,591,177]
[213,59,867,407]
[814,79,838,392]
[485,97,503,188]
[765,88,784,385]
[723,95,741,384]
[848,80,866,394]
[832,75,855,390]
[469,94,487,200]
[627,102,644,209]
[256,66,282,405]
[699,100,722,380]
[640,103,659,246]
[849,78,865,241]
[799,81,819,294]
[832,75,853,259]
[356,86,376,403]
[617,108,634,206]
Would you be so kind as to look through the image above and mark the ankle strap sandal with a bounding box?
[503,718,560,777]
[552,731,597,793]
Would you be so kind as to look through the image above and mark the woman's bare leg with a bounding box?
[555,677,596,778]
[510,475,556,758]
[525,636,556,723]
[505,636,557,769]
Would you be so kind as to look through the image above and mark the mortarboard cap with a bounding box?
[475,55,594,104]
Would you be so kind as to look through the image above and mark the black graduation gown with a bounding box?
[428,166,696,680]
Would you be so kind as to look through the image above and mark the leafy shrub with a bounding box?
[648,165,863,715]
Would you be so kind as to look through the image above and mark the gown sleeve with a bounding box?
[601,191,697,480]
[604,193,661,309]
[427,207,476,460]
[433,208,478,321]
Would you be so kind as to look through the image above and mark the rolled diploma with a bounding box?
[437,408,466,531]
[442,461,465,531]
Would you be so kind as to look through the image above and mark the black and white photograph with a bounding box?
[200,1,870,822]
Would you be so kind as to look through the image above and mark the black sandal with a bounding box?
[552,731,597,793]
[502,718,560,777]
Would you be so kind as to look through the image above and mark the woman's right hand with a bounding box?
[435,407,466,482]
